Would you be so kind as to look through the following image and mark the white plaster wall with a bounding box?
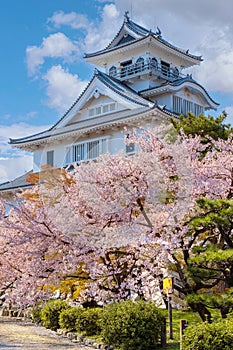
[33,129,127,171]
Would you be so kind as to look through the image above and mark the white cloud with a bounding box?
[47,11,89,30]
[0,123,50,183]
[118,0,233,96]
[43,65,88,113]
[26,32,80,76]
[0,123,50,141]
[84,4,121,52]
[223,106,233,126]
[0,156,33,183]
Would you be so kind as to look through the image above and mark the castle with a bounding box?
[0,12,218,197]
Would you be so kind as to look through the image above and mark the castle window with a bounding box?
[46,150,54,166]
[103,105,109,113]
[120,60,132,77]
[151,57,158,69]
[109,66,117,76]
[173,96,183,114]
[173,96,204,116]
[96,106,101,115]
[194,103,204,116]
[135,57,144,72]
[172,67,179,79]
[161,60,170,77]
[88,103,116,117]
[126,142,135,155]
[183,100,193,115]
[65,137,108,165]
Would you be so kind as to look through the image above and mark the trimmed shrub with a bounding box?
[31,302,43,324]
[182,319,233,350]
[76,307,103,336]
[101,300,163,350]
[40,300,71,331]
[59,307,84,332]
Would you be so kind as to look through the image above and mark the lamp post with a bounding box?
[163,275,174,340]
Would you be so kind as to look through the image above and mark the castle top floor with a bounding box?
[84,12,203,85]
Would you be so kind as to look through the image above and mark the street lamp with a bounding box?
[163,275,174,340]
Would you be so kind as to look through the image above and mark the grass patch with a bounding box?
[162,308,203,349]
[162,308,222,349]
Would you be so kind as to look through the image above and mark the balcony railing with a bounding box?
[109,61,186,82]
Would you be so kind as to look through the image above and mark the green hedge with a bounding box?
[101,300,163,350]
[183,319,233,350]
[76,307,103,336]
[59,307,84,332]
[40,300,70,331]
[31,302,43,324]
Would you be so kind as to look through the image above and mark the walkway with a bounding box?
[0,317,94,350]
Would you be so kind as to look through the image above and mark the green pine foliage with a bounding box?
[171,112,233,143]
[185,198,233,318]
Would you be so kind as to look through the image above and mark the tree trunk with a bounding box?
[188,302,212,323]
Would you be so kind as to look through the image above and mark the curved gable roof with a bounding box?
[84,14,202,63]
[9,69,154,146]
[140,76,219,110]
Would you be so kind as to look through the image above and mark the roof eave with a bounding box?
[84,35,202,68]
[10,106,163,151]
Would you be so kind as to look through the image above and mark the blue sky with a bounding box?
[1,0,233,182]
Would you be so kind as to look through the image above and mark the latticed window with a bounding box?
[87,140,99,159]
[73,144,85,162]
[194,103,204,116]
[161,60,170,77]
[65,138,108,165]
[126,142,135,154]
[88,103,116,117]
[151,57,158,69]
[109,66,117,76]
[183,100,194,115]
[173,96,204,116]
[46,150,54,166]
[135,57,144,72]
[173,96,183,114]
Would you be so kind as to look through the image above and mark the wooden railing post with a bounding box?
[180,319,188,350]
[161,316,167,349]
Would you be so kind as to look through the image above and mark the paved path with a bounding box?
[0,317,94,350]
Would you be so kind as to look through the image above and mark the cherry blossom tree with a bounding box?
[1,124,233,318]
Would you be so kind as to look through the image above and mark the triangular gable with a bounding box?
[53,71,154,129]
[105,13,146,50]
[115,33,135,47]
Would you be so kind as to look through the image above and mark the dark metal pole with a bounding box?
[168,294,173,339]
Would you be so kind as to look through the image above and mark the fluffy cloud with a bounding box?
[47,11,89,30]
[26,32,80,76]
[26,3,120,114]
[0,123,50,183]
[43,65,88,113]
[114,0,233,96]
[0,156,33,183]
[84,4,120,52]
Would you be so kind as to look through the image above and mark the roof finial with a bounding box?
[124,11,130,22]
[156,26,162,37]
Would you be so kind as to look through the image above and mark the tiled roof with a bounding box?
[140,75,219,108]
[0,171,33,192]
[9,70,154,146]
[84,16,202,62]
[96,70,154,107]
